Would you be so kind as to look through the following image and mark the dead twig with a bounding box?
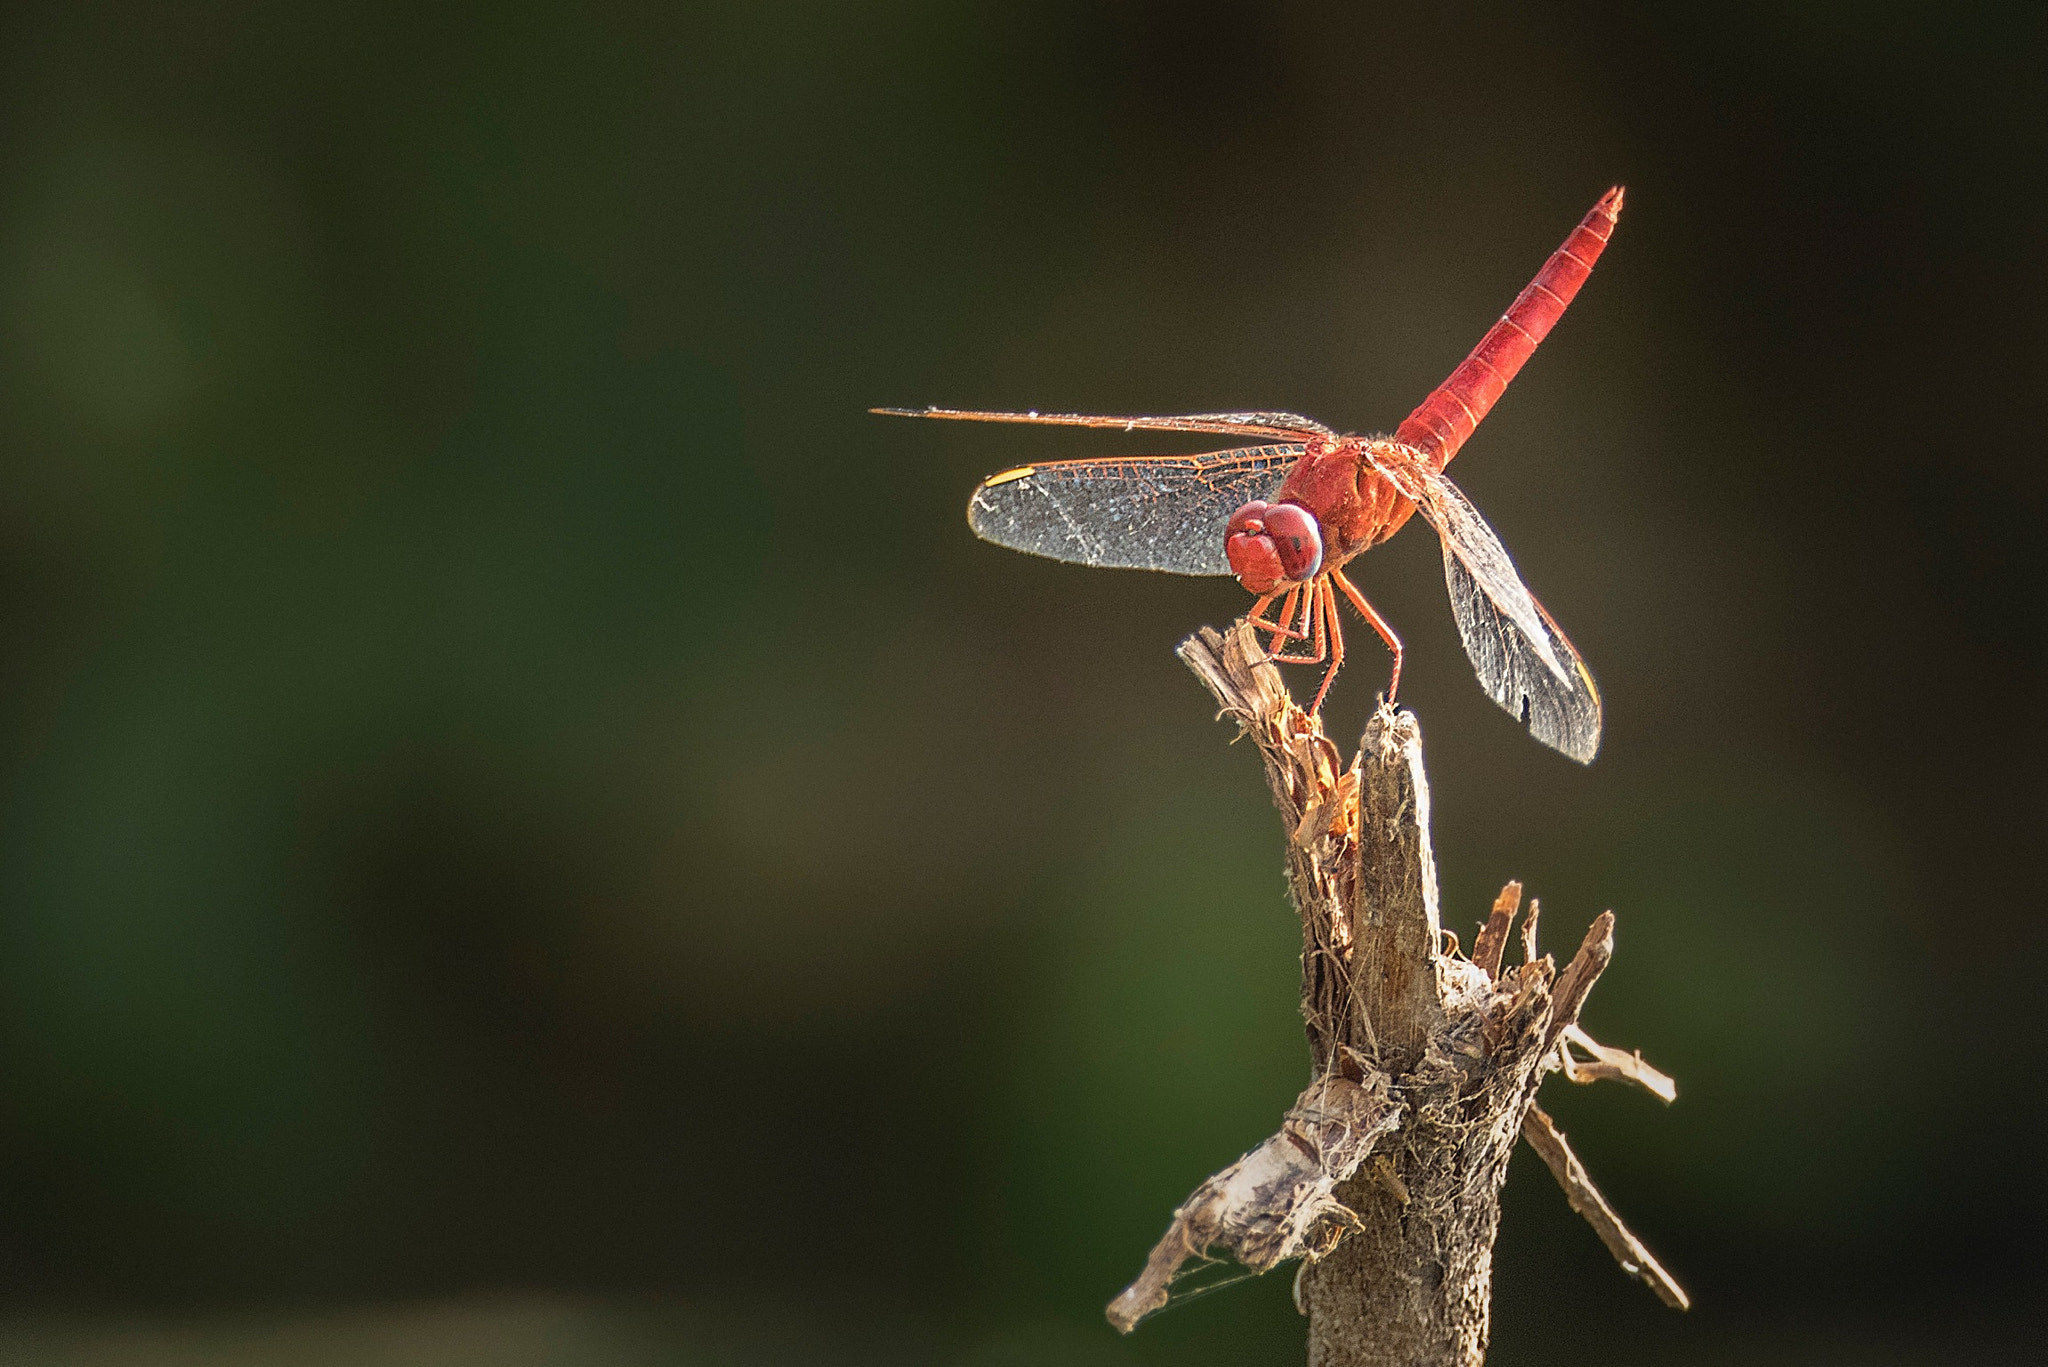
[1557,1023,1678,1104]
[1522,1105,1690,1310]
[1544,912,1614,1050]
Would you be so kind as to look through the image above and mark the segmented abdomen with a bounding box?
[1394,187,1624,470]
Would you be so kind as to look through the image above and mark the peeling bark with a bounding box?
[1106,1067,1401,1333]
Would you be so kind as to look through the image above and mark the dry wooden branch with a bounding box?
[1106,621,1685,1363]
[1545,911,1615,1050]
[1557,1023,1679,1104]
[1522,1105,1690,1309]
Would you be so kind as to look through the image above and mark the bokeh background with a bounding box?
[0,1,2040,1362]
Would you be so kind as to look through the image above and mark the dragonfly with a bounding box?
[877,188,1622,763]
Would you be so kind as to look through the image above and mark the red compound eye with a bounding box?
[1223,499,1318,595]
[1262,503,1324,581]
[1225,500,1273,537]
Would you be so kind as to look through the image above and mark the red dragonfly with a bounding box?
[878,189,1622,763]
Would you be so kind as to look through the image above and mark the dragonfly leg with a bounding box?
[1331,568,1404,703]
[1252,586,1309,659]
[1270,586,1303,655]
[1307,579,1347,714]
[1265,582,1329,665]
[1246,590,1301,646]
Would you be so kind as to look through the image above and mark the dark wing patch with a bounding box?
[967,445,1300,576]
[1443,550,1602,763]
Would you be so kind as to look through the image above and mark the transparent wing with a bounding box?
[1355,444,1568,680]
[1442,553,1602,763]
[1356,440,1600,761]
[875,406,1335,440]
[966,445,1301,575]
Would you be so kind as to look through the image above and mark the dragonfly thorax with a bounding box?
[1224,500,1324,594]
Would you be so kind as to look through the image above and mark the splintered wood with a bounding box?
[1110,623,1685,1363]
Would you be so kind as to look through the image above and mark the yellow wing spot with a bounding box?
[982,466,1036,487]
[1575,658,1601,705]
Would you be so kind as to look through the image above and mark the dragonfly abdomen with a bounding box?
[1394,187,1624,469]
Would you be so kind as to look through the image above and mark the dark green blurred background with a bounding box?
[0,1,2039,1362]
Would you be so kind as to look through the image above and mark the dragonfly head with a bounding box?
[1225,500,1324,594]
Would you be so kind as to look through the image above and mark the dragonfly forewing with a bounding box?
[966,445,1300,575]
[878,407,1333,441]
